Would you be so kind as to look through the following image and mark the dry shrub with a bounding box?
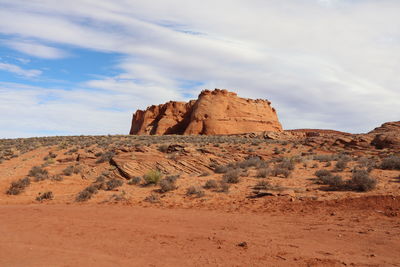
[144,193,160,203]
[348,170,377,192]
[203,179,218,189]
[186,186,205,197]
[381,156,400,170]
[105,178,124,191]
[256,168,270,178]
[6,177,31,195]
[159,178,176,193]
[28,166,48,181]
[36,191,53,201]
[76,185,98,202]
[128,176,142,185]
[95,151,115,163]
[222,169,241,184]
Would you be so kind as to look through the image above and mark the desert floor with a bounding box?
[0,135,399,266]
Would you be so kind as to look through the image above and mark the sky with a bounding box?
[0,0,399,138]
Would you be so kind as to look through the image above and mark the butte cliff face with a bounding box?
[130,89,283,135]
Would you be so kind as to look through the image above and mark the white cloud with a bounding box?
[0,0,399,136]
[0,62,42,78]
[5,40,68,59]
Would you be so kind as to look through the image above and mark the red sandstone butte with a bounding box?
[130,89,283,135]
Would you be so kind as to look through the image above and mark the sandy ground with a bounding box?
[0,199,399,267]
[1,136,400,266]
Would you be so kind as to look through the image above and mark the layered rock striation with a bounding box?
[130,89,283,135]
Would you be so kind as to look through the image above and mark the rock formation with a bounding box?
[130,89,282,135]
[369,121,400,149]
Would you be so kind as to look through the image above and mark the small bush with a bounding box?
[204,179,218,189]
[256,168,270,178]
[320,175,344,189]
[28,166,48,181]
[348,170,377,192]
[381,156,400,170]
[159,178,176,193]
[199,172,210,177]
[105,178,123,191]
[271,167,291,178]
[76,185,98,202]
[128,176,142,185]
[144,193,160,203]
[214,165,229,173]
[51,174,64,181]
[238,157,262,169]
[6,177,31,195]
[219,181,230,193]
[186,186,205,197]
[253,180,272,190]
[334,159,348,172]
[222,169,241,183]
[143,170,163,185]
[62,165,74,176]
[315,169,332,178]
[36,191,53,201]
[95,151,115,164]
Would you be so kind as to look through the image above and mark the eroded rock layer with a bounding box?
[130,89,283,135]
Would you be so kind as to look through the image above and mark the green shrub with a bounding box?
[143,170,163,185]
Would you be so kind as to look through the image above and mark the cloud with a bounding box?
[0,0,399,137]
[5,40,68,59]
[0,62,41,78]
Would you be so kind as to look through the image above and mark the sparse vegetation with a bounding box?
[159,177,177,193]
[144,193,160,203]
[36,191,54,201]
[381,156,400,170]
[222,169,241,183]
[28,166,48,181]
[204,179,218,189]
[76,185,99,202]
[348,170,377,192]
[6,177,31,195]
[105,178,124,191]
[143,170,163,185]
[256,168,270,178]
[186,186,205,197]
[128,176,142,185]
[95,150,115,163]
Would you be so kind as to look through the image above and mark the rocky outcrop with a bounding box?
[369,121,400,149]
[130,89,283,135]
